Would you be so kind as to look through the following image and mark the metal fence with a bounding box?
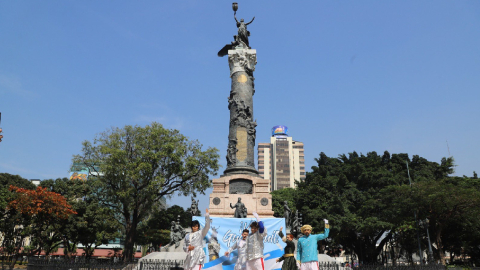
[137,259,184,270]
[317,263,447,270]
[26,258,185,270]
[27,258,447,270]
[355,264,447,270]
[27,257,136,270]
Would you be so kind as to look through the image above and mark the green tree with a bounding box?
[0,173,35,209]
[75,196,120,259]
[390,176,480,264]
[296,151,454,263]
[40,178,84,257]
[0,174,36,270]
[271,187,297,218]
[40,178,120,259]
[6,185,76,270]
[73,122,219,261]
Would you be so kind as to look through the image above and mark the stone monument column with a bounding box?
[209,3,273,218]
[224,48,258,176]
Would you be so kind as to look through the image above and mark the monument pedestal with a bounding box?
[208,174,274,218]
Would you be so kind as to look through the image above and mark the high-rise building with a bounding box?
[257,125,305,191]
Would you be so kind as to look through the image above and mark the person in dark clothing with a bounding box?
[276,227,298,270]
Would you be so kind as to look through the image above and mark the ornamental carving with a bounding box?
[228,49,257,77]
[260,198,269,206]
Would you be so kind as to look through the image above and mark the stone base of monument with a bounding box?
[208,174,274,217]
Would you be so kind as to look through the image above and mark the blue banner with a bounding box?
[193,217,286,270]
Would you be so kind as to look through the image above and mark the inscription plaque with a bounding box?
[229,179,253,194]
[213,197,221,205]
[236,127,248,162]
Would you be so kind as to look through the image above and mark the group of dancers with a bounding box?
[183,208,330,270]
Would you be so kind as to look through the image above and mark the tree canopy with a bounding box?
[3,184,76,269]
[0,173,35,211]
[272,151,480,264]
[40,178,120,259]
[73,122,219,261]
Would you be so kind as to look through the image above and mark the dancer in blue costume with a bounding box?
[245,212,267,270]
[296,219,330,270]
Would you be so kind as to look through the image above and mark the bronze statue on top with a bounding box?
[218,2,255,57]
[234,5,255,48]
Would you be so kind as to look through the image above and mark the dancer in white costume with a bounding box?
[245,212,267,270]
[225,229,249,270]
[183,209,211,270]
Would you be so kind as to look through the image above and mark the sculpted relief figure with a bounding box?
[208,225,221,261]
[247,120,257,139]
[165,220,186,250]
[228,96,235,110]
[235,100,251,121]
[190,197,200,216]
[226,139,238,167]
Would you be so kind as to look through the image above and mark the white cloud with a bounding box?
[0,162,61,179]
[0,73,32,97]
[134,114,185,130]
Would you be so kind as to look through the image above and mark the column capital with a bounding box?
[228,48,257,77]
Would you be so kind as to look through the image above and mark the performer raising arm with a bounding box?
[225,229,249,270]
[245,212,267,270]
[183,209,211,270]
[296,219,330,270]
[276,226,298,270]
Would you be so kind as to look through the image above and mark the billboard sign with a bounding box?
[272,125,288,137]
[69,163,89,181]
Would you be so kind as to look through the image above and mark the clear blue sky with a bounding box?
[1,1,479,212]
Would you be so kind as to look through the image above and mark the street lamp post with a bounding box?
[406,161,424,264]
[0,112,3,142]
[425,218,434,263]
